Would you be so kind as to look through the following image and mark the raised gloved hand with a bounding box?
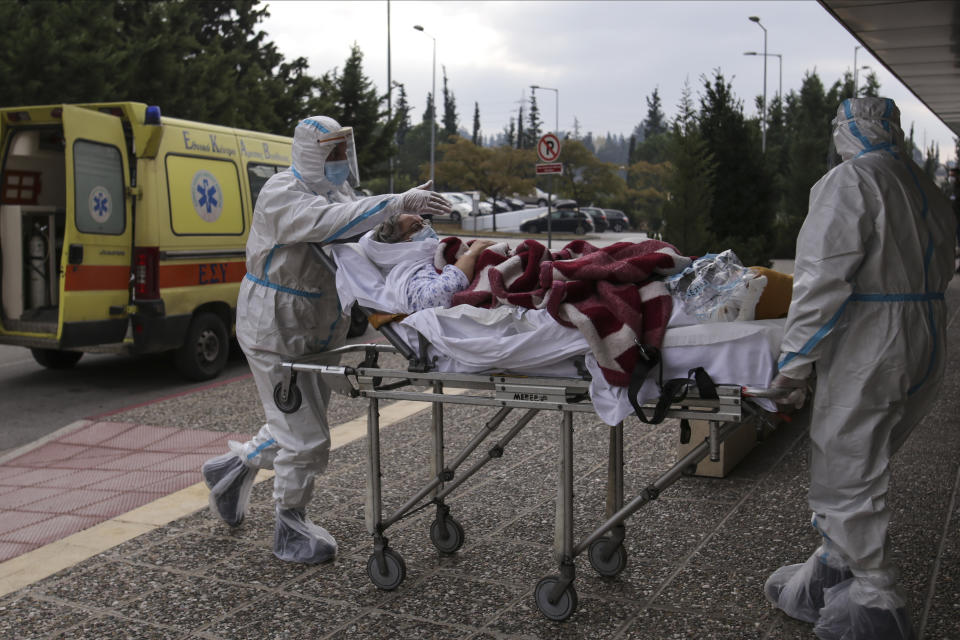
[771,372,808,410]
[398,180,452,217]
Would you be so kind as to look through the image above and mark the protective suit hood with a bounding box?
[831,97,904,161]
[291,115,360,193]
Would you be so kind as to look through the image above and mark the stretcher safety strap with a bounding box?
[628,344,718,424]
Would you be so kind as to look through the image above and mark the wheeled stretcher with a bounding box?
[271,244,790,621]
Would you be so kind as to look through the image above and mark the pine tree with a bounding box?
[516,105,524,149]
[442,66,458,139]
[336,44,397,181]
[775,71,835,256]
[698,69,775,265]
[394,83,412,145]
[525,90,542,148]
[662,119,715,256]
[924,141,940,180]
[502,117,516,148]
[423,92,435,126]
[861,71,881,97]
[0,0,328,134]
[642,87,667,139]
[472,102,481,145]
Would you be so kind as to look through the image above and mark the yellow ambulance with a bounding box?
[0,101,292,379]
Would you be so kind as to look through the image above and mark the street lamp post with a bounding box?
[744,51,781,104]
[854,45,860,96]
[749,15,768,153]
[530,85,559,248]
[413,24,436,186]
[387,1,393,192]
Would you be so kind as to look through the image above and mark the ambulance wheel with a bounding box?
[534,576,578,621]
[175,312,228,381]
[367,548,406,590]
[430,516,465,554]
[30,348,83,369]
[588,538,628,577]
[273,382,302,414]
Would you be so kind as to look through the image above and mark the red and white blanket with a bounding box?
[435,238,691,386]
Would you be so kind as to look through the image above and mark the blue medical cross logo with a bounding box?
[196,178,218,214]
[92,191,109,216]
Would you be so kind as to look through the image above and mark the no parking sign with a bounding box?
[537,133,561,162]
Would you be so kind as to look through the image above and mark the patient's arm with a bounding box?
[405,264,470,312]
[452,240,497,281]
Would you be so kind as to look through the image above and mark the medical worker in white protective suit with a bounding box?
[200,116,451,563]
[764,97,954,639]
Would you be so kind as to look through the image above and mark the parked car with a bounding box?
[460,191,495,215]
[495,196,526,211]
[515,187,557,208]
[602,208,632,232]
[581,206,608,232]
[486,198,513,213]
[519,208,595,235]
[438,192,492,222]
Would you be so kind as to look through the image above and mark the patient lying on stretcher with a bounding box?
[330,220,792,424]
[361,213,792,326]
[368,213,498,313]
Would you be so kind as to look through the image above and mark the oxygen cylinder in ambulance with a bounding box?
[27,229,48,309]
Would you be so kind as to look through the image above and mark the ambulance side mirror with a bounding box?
[68,244,83,265]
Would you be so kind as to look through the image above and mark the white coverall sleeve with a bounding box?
[778,169,876,378]
[258,186,398,246]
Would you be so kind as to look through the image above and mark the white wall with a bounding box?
[460,207,547,232]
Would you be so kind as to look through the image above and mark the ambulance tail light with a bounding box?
[134,247,160,300]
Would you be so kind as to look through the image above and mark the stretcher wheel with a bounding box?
[273,382,302,414]
[534,575,578,621]
[429,516,465,554]
[367,547,406,590]
[588,538,628,577]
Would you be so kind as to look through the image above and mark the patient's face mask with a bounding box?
[324,160,350,185]
[409,226,438,242]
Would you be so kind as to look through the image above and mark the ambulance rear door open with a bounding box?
[0,106,132,350]
[56,106,134,348]
[2,107,129,348]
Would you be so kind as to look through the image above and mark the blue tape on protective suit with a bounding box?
[247,438,276,460]
[301,118,330,134]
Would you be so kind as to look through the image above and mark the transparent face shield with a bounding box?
[317,126,360,188]
[827,116,843,169]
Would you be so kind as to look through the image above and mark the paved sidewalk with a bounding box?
[1,282,959,639]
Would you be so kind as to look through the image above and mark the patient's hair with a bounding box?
[373,214,405,243]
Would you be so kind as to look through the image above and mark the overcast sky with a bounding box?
[258,0,956,163]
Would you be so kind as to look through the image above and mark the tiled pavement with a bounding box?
[0,280,959,639]
[0,421,249,563]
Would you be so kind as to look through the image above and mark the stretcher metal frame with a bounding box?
[275,244,783,621]
[276,343,782,622]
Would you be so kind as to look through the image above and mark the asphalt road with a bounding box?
[0,343,253,458]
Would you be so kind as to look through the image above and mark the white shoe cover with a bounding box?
[201,449,256,527]
[273,504,337,564]
[814,577,915,640]
[764,546,852,623]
